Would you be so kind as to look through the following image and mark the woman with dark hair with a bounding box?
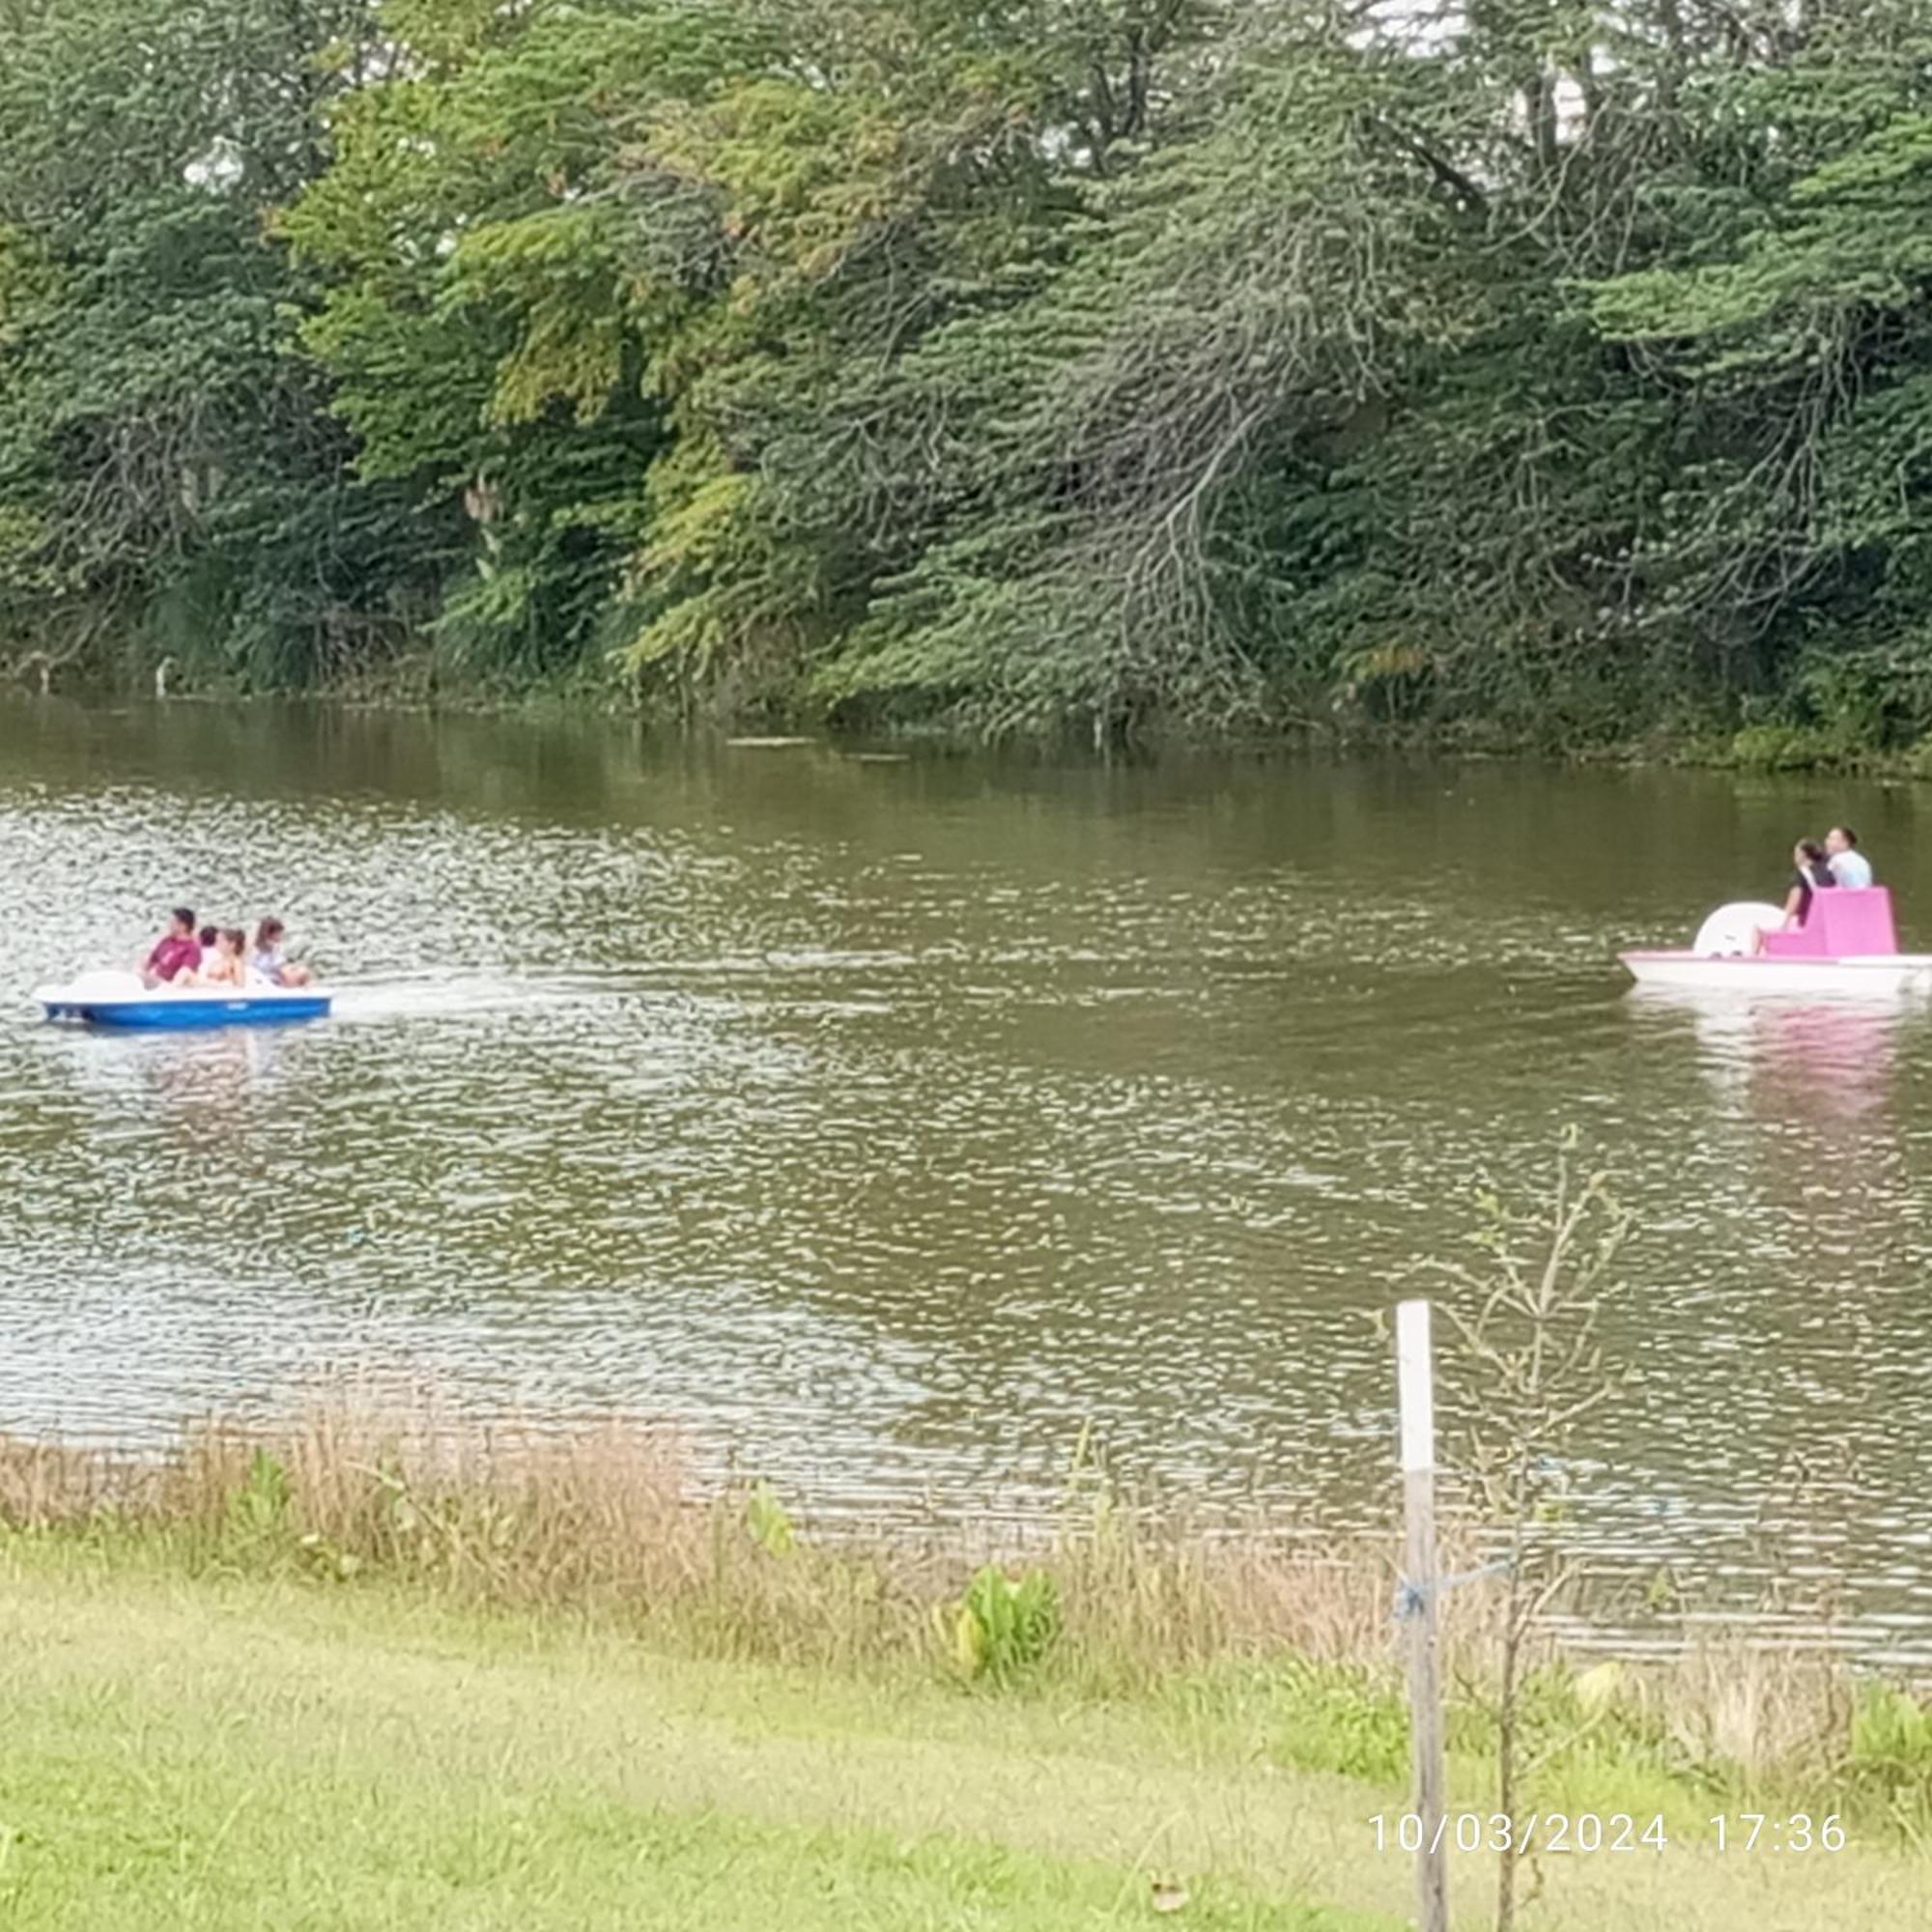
[1781,839,1835,929]
[1750,840,1834,955]
[249,917,314,988]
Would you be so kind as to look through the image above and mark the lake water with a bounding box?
[4,697,1930,1659]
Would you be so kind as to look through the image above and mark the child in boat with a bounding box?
[185,928,247,988]
[249,917,314,988]
[142,908,202,985]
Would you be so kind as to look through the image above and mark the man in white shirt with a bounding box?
[1826,825,1873,889]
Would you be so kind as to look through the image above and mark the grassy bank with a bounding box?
[0,1540,1395,1932]
[1,1541,1925,1931]
[1,1410,1928,1928]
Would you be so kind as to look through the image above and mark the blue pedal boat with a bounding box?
[37,971,331,1030]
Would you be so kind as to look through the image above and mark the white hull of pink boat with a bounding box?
[1620,887,1932,995]
[1619,951,1932,995]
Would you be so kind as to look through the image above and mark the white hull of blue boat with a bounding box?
[36,970,331,1029]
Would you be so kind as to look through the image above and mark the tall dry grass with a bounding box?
[0,1406,933,1669]
[0,1401,1395,1678]
[0,1398,1924,1824]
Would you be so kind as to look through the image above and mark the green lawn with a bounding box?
[0,1545,1920,1930]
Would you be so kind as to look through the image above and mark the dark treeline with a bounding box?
[5,0,1932,753]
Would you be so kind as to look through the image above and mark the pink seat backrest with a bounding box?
[1812,885,1898,954]
[1760,923,1826,957]
[1760,885,1897,958]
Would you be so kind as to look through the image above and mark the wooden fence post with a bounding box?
[1397,1297,1450,1932]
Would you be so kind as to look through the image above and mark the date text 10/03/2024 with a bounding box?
[1369,1813,1850,1855]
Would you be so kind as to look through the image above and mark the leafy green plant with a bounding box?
[220,1448,292,1559]
[948,1565,1061,1683]
[229,1449,290,1532]
[745,1481,796,1558]
[1841,1684,1932,1840]
[1849,1686,1932,1783]
[1266,1659,1409,1782]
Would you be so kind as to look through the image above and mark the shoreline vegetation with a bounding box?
[5,1402,1928,1861]
[11,6,1932,762]
[13,674,1932,787]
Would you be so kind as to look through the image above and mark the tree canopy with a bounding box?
[6,0,1932,753]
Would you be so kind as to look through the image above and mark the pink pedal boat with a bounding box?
[1620,886,1932,995]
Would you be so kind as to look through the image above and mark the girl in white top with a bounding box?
[249,917,315,987]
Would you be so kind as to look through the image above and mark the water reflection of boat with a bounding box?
[1630,986,1905,1119]
[43,1018,293,1113]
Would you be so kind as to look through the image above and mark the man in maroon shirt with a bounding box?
[143,907,203,985]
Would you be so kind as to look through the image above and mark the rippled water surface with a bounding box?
[5,698,1932,1656]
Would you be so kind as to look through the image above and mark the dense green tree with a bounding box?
[1586,4,1932,748]
[818,14,1492,736]
[282,0,780,682]
[0,0,432,685]
[12,0,1932,753]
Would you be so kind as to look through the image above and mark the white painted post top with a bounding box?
[1396,1297,1435,1473]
